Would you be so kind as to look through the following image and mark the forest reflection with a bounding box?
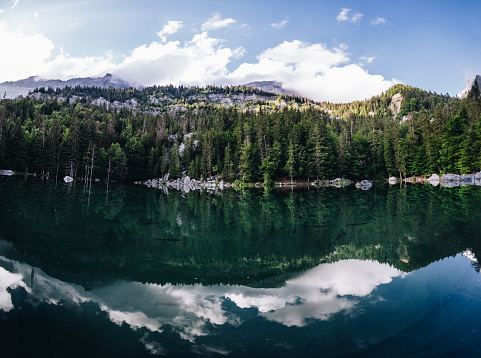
[0,178,480,286]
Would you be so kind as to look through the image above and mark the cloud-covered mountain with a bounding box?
[242,81,298,96]
[0,74,130,99]
[0,74,298,100]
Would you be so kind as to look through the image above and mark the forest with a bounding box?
[0,81,480,184]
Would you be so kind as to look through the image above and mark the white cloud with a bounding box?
[351,12,363,24]
[34,11,38,18]
[228,40,394,102]
[337,8,364,24]
[0,20,394,102]
[336,8,351,22]
[371,17,387,25]
[360,56,376,65]
[39,52,115,80]
[157,20,183,43]
[271,20,290,29]
[114,32,243,88]
[11,0,19,9]
[201,14,235,31]
[0,21,55,82]
[0,9,4,14]
[240,23,251,36]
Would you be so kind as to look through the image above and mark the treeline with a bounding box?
[0,82,480,183]
[37,83,312,107]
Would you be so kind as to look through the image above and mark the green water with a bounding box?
[0,178,481,357]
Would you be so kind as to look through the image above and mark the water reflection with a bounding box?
[227,260,402,327]
[1,179,481,287]
[2,237,481,357]
[0,266,27,312]
[1,179,481,356]
[0,238,400,339]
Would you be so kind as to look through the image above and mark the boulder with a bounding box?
[356,180,372,190]
[441,174,459,181]
[427,174,440,186]
[475,172,481,186]
[459,174,474,184]
[63,176,74,183]
[442,181,460,188]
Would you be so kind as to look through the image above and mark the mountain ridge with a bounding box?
[0,74,297,100]
[0,74,131,99]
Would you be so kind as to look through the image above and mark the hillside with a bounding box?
[0,79,480,184]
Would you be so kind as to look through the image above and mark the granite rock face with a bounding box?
[458,75,481,98]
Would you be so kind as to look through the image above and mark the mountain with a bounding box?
[458,75,481,98]
[1,75,480,185]
[242,80,297,96]
[0,74,131,99]
[0,75,297,100]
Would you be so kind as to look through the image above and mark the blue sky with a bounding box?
[0,0,480,102]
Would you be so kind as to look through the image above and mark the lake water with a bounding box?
[0,178,481,357]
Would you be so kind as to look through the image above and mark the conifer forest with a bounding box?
[0,82,480,184]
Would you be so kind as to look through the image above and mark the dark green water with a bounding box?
[1,178,481,357]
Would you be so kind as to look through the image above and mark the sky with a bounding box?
[0,0,480,102]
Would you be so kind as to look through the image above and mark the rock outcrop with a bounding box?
[388,176,397,184]
[390,93,403,116]
[458,75,481,98]
[356,180,372,190]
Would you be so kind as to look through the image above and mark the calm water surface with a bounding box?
[0,178,481,357]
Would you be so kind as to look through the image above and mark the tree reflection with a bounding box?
[0,178,480,286]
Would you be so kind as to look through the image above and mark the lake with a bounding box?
[0,178,481,357]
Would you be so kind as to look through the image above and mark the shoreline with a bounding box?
[2,170,481,190]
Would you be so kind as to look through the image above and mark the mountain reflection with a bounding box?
[1,179,481,288]
[1,180,481,356]
[0,239,402,342]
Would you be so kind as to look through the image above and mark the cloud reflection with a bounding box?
[225,260,402,326]
[0,266,27,311]
[0,240,402,345]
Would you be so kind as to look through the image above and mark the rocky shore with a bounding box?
[136,174,355,193]
[388,172,481,187]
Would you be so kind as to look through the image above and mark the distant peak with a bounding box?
[242,80,297,96]
[458,75,481,98]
